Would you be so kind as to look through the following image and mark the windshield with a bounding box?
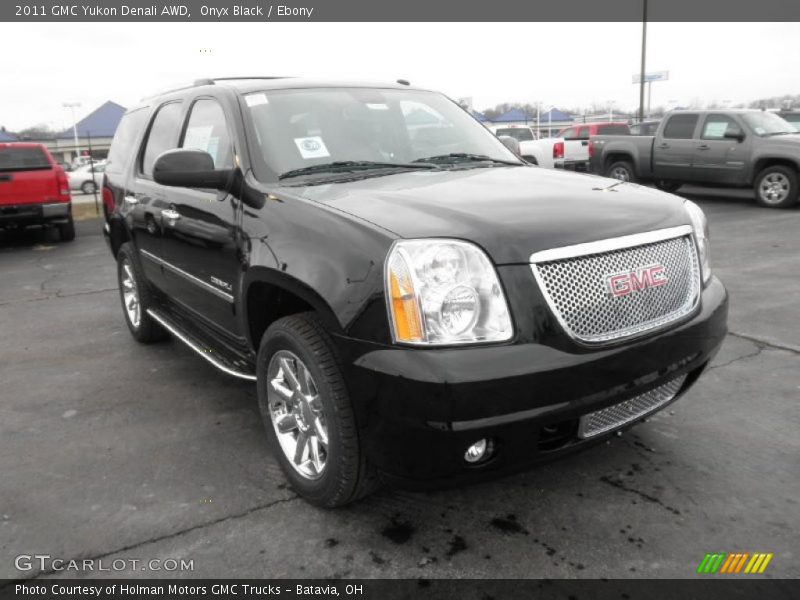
[741,112,796,136]
[0,146,51,172]
[244,88,521,181]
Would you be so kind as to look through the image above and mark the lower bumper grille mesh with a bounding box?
[578,374,687,439]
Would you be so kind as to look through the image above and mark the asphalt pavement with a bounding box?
[0,188,798,580]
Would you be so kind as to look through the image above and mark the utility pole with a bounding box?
[638,0,648,123]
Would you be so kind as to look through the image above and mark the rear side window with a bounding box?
[663,115,699,139]
[141,102,183,177]
[0,146,50,171]
[106,108,149,174]
[180,99,233,169]
[597,124,629,135]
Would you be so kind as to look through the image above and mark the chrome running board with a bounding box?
[146,308,257,382]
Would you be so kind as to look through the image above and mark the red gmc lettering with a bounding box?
[607,265,668,297]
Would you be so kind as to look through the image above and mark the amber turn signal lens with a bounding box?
[388,260,423,343]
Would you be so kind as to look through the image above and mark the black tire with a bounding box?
[522,155,539,165]
[654,179,682,193]
[81,181,97,194]
[257,312,378,507]
[605,160,637,183]
[58,213,76,242]
[116,242,167,343]
[754,165,798,209]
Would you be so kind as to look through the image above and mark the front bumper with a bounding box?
[0,202,71,226]
[336,276,728,488]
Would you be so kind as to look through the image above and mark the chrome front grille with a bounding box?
[577,374,687,439]
[530,226,701,344]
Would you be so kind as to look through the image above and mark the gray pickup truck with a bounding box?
[589,109,800,208]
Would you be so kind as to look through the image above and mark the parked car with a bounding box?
[555,122,630,170]
[629,120,661,136]
[68,161,106,193]
[0,142,74,240]
[104,78,727,507]
[490,125,560,168]
[589,109,800,208]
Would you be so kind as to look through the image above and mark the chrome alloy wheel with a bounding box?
[759,172,790,205]
[121,259,141,328]
[267,350,329,480]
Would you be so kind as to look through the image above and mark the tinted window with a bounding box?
[662,114,699,139]
[597,124,629,135]
[106,107,149,174]
[141,102,182,177]
[180,99,233,169]
[0,146,50,171]
[496,128,534,141]
[701,115,743,140]
[560,128,578,140]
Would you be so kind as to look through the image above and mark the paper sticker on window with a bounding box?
[246,93,269,107]
[367,103,389,110]
[294,136,330,159]
[184,126,213,153]
[704,122,729,138]
[754,127,766,135]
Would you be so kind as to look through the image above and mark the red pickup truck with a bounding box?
[0,143,74,241]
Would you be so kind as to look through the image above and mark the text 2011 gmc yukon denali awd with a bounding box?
[103,78,728,507]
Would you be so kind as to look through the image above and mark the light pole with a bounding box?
[638,0,648,123]
[62,102,81,160]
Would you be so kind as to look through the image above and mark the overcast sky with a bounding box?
[3,22,798,130]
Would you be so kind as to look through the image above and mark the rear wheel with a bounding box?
[754,166,798,208]
[116,242,167,343]
[58,213,75,242]
[606,160,637,183]
[257,312,378,507]
[81,181,97,194]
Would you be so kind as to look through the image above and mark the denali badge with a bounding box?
[606,264,668,297]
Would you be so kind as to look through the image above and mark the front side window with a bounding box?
[244,88,519,181]
[180,99,234,169]
[662,114,699,139]
[141,102,182,177]
[496,128,534,142]
[701,115,743,140]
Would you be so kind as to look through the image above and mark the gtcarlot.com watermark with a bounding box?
[15,554,194,573]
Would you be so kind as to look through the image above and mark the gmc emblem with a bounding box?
[606,264,668,297]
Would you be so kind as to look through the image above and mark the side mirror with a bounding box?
[153,149,233,190]
[498,135,521,156]
[724,131,745,142]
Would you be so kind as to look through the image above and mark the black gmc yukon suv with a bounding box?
[103,78,728,507]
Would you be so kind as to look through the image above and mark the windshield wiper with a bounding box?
[412,153,522,166]
[278,160,438,180]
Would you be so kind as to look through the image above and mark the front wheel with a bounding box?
[257,312,378,507]
[606,160,637,183]
[754,166,798,208]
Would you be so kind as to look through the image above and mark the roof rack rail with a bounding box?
[141,77,291,101]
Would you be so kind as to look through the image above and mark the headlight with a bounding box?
[684,200,711,284]
[385,239,513,345]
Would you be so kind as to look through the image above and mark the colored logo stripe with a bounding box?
[697,552,773,574]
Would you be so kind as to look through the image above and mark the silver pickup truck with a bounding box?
[589,109,800,208]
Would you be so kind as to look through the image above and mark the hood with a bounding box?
[283,166,690,264]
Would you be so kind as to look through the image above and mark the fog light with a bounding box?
[464,438,494,464]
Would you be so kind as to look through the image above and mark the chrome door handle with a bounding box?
[124,195,139,205]
[162,209,181,220]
